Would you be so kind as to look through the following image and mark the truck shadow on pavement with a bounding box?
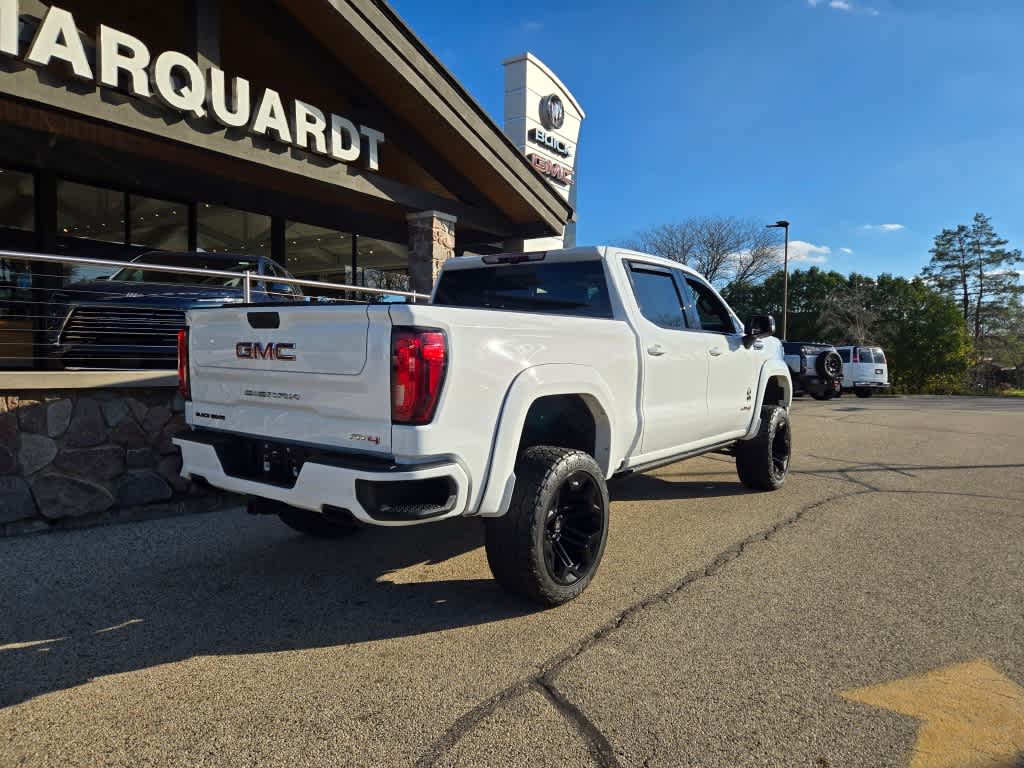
[608,472,752,502]
[0,471,752,710]
[0,514,525,710]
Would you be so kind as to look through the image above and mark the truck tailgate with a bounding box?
[185,304,393,454]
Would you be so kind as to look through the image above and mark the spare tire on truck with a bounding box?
[815,350,843,382]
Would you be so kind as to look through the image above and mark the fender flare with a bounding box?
[473,363,618,518]
[742,359,793,440]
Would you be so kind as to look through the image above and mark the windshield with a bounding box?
[434,261,613,318]
[109,254,259,287]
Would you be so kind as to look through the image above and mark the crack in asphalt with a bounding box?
[416,486,872,768]
[535,679,622,768]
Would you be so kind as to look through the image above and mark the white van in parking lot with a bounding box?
[835,345,889,397]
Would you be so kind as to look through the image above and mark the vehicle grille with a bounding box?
[61,306,186,352]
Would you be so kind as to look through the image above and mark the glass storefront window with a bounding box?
[57,180,125,243]
[130,194,188,251]
[0,168,34,232]
[285,221,352,280]
[357,235,409,291]
[197,203,271,255]
[0,168,35,327]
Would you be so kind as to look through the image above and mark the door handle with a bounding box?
[647,344,665,357]
[708,347,723,357]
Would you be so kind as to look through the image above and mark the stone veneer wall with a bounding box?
[0,388,236,535]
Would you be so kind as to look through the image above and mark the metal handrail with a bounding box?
[0,250,430,301]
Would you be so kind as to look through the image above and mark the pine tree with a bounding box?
[922,213,1023,352]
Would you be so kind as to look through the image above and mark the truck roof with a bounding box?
[439,246,702,278]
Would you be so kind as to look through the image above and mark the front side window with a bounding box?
[685,277,736,333]
[628,265,687,330]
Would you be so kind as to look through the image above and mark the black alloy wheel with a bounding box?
[542,471,605,586]
[484,446,610,606]
[770,417,792,480]
[735,405,792,490]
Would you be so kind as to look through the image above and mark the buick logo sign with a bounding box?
[539,94,565,130]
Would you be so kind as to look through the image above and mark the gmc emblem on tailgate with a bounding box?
[236,342,296,361]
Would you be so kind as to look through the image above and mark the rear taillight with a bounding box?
[391,327,447,424]
[177,329,191,401]
[852,349,860,363]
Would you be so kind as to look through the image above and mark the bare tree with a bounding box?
[819,282,879,345]
[622,216,782,290]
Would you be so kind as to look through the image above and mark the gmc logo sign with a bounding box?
[236,342,296,361]
[527,153,574,186]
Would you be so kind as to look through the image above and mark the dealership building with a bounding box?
[0,0,584,529]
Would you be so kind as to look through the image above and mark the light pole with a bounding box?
[766,220,790,340]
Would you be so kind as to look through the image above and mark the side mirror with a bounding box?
[742,314,775,348]
[268,283,292,297]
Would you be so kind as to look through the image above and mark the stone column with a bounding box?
[406,211,457,294]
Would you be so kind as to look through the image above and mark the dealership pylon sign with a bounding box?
[503,52,585,250]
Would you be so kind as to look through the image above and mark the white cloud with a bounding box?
[840,247,854,255]
[808,0,879,15]
[786,240,831,264]
[520,20,544,32]
[862,223,905,232]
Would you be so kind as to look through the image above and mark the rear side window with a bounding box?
[628,266,688,330]
[685,277,736,334]
[857,347,875,364]
[839,348,851,363]
[433,261,612,318]
[872,348,886,363]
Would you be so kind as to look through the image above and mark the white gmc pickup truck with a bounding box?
[175,246,792,605]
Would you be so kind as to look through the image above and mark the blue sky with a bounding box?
[391,0,1024,278]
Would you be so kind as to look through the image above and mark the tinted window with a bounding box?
[433,261,612,318]
[872,347,886,363]
[109,253,258,286]
[685,277,735,333]
[857,347,874,364]
[629,267,687,329]
[838,348,851,363]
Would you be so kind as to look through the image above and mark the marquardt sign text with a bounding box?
[0,2,385,170]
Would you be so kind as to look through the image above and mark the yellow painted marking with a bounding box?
[842,659,1024,768]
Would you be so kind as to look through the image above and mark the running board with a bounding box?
[615,440,738,476]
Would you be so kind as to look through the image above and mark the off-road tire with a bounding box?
[735,405,791,491]
[484,446,609,607]
[855,388,874,398]
[278,507,359,538]
[815,350,843,381]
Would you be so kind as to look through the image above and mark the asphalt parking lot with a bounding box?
[1,396,1022,768]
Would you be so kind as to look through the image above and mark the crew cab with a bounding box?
[175,247,793,605]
